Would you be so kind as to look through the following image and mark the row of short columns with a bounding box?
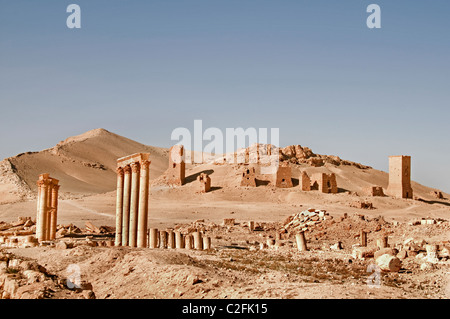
[148,228,211,250]
[36,174,59,242]
[115,154,150,248]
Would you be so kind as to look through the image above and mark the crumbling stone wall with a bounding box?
[310,173,337,194]
[241,166,257,187]
[275,165,293,188]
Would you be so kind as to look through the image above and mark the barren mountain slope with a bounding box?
[0,129,168,202]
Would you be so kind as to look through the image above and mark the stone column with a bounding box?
[185,234,194,250]
[149,228,158,248]
[377,236,388,249]
[175,232,184,249]
[137,160,150,248]
[121,165,131,246]
[296,232,308,251]
[167,229,175,249]
[203,236,211,250]
[159,230,168,249]
[45,183,52,240]
[129,162,140,247]
[49,184,59,240]
[36,180,49,242]
[360,230,367,247]
[115,167,124,246]
[192,232,203,250]
[36,184,41,239]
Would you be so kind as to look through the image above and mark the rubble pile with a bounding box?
[55,221,114,238]
[0,249,94,299]
[0,217,35,236]
[280,208,331,234]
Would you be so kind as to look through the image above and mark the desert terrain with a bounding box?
[0,128,448,299]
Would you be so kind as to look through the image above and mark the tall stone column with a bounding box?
[122,165,132,246]
[36,180,49,242]
[129,162,140,247]
[49,184,59,240]
[137,160,150,248]
[115,167,124,246]
[45,183,52,240]
[36,184,41,238]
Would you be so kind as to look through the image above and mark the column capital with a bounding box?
[140,159,150,170]
[37,180,50,187]
[131,162,140,173]
[117,167,124,176]
[123,165,131,174]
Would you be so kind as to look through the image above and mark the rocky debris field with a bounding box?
[0,210,449,299]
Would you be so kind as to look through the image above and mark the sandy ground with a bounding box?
[0,129,448,299]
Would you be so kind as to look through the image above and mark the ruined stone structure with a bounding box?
[167,145,185,185]
[308,158,324,167]
[299,171,311,191]
[430,190,443,199]
[275,164,293,188]
[36,174,59,242]
[386,155,413,199]
[115,153,150,248]
[310,173,338,194]
[240,166,257,187]
[365,186,385,197]
[197,173,211,193]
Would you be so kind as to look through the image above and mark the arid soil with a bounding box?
[0,129,449,299]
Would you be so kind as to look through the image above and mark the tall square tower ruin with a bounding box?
[241,166,257,187]
[167,145,185,185]
[275,164,293,188]
[387,155,413,199]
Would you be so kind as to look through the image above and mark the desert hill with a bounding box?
[0,128,168,203]
[0,128,447,208]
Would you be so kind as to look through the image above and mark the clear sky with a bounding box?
[0,1,449,192]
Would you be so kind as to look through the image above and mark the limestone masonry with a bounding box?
[387,155,413,199]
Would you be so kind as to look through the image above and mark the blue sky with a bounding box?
[0,1,449,192]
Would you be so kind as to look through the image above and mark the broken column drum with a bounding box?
[149,228,159,248]
[36,174,59,243]
[115,153,151,248]
[296,232,308,251]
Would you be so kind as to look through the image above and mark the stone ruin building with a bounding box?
[36,174,59,242]
[310,173,338,194]
[364,185,385,197]
[241,166,257,187]
[197,173,211,193]
[299,171,311,191]
[115,153,150,248]
[275,164,293,188]
[167,145,185,186]
[386,155,413,199]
